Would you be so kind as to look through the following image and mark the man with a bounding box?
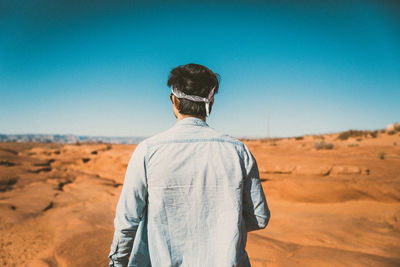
[108,63,270,267]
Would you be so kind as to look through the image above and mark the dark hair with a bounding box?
[167,63,220,116]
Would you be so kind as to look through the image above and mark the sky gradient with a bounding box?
[1,0,399,138]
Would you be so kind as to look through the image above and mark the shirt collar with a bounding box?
[176,117,208,127]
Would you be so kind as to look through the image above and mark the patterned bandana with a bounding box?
[171,87,216,116]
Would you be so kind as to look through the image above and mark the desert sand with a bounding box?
[0,130,399,266]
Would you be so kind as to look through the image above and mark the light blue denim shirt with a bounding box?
[109,117,270,267]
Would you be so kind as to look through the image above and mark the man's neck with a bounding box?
[177,114,206,122]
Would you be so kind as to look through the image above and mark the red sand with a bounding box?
[1,131,399,266]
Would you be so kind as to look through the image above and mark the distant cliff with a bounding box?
[0,134,145,144]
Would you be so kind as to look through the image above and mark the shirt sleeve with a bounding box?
[242,144,270,232]
[108,142,148,267]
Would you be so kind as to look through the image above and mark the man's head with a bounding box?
[167,63,220,119]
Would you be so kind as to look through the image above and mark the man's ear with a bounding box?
[172,95,180,109]
[209,101,214,114]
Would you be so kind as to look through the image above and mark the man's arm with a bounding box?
[108,142,148,267]
[242,144,270,232]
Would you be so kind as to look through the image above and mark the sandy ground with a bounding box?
[0,131,399,266]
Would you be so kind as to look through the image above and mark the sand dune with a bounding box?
[0,130,399,266]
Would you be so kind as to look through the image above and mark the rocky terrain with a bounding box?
[0,134,144,144]
[0,129,399,266]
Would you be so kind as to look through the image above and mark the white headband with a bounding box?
[171,87,216,116]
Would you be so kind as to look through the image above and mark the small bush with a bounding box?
[314,141,334,150]
[337,132,350,140]
[294,136,304,140]
[387,130,396,136]
[378,151,386,160]
[347,143,359,147]
[369,131,378,138]
[337,130,365,140]
[395,124,400,131]
[337,129,381,140]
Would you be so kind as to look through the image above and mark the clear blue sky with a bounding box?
[1,0,399,138]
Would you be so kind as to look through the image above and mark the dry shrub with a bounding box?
[314,141,334,150]
[337,130,364,140]
[337,130,379,140]
[294,136,304,140]
[378,151,386,160]
[369,130,378,138]
[387,130,396,136]
[347,143,359,147]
